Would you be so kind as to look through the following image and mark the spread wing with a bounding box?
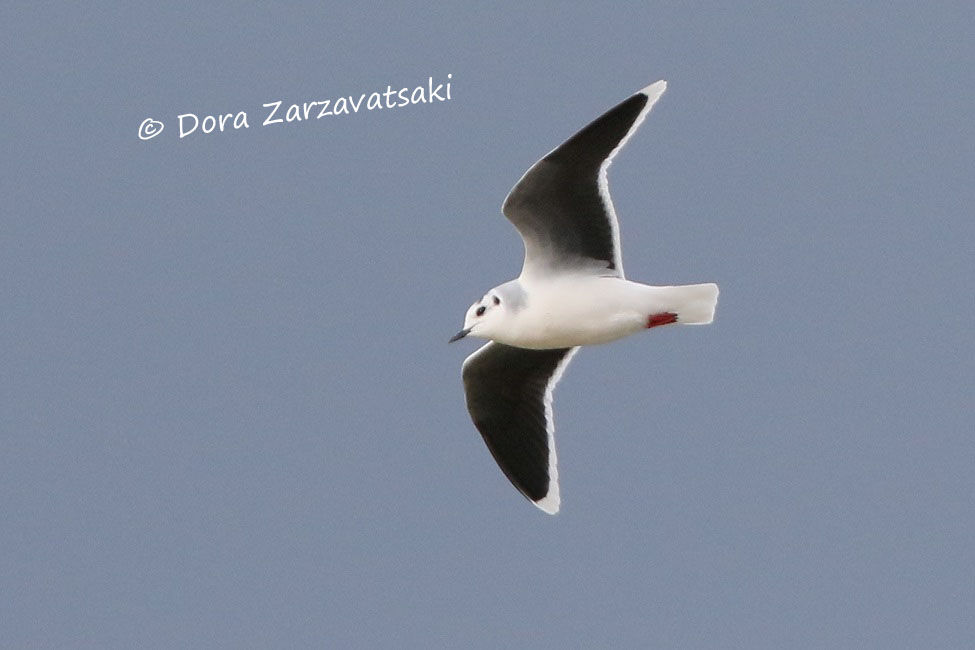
[501,80,667,280]
[461,342,578,514]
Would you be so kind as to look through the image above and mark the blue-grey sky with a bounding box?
[3,3,973,648]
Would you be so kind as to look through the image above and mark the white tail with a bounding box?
[668,283,719,325]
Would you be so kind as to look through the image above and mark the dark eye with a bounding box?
[475,305,486,316]
[492,296,500,306]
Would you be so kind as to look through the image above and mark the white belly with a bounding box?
[503,276,652,349]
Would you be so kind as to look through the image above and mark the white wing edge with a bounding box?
[533,346,580,515]
[597,79,668,279]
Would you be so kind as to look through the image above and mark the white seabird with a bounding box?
[451,80,718,514]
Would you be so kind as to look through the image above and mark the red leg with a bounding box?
[647,312,678,328]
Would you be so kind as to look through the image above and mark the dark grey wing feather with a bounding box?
[461,342,577,513]
[502,81,667,279]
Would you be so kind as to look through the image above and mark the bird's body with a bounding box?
[485,274,717,350]
[452,80,718,514]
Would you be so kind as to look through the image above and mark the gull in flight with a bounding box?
[451,80,718,514]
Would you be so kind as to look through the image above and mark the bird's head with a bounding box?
[449,291,508,343]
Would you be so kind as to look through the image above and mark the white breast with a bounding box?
[504,276,650,349]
